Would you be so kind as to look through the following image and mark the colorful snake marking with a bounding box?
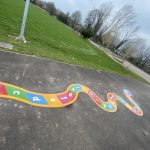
[0,82,143,116]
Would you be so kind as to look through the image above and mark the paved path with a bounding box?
[89,40,150,83]
[123,61,150,83]
[0,51,150,150]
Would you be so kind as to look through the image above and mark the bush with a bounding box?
[81,26,94,38]
[45,2,57,16]
[57,12,71,25]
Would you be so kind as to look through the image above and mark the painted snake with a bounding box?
[0,82,143,116]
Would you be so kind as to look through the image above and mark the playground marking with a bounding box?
[0,82,143,116]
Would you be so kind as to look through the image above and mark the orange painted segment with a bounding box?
[0,82,144,116]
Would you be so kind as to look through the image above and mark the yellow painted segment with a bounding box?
[0,82,144,116]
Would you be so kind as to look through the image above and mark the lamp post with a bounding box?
[17,0,30,43]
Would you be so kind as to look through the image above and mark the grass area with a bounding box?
[0,0,148,84]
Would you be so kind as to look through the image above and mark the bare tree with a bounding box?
[141,48,150,67]
[125,38,146,64]
[71,11,82,30]
[121,38,150,73]
[102,31,120,49]
[121,39,138,58]
[114,26,139,52]
[106,5,138,52]
[85,2,113,42]
[133,38,146,55]
[85,9,99,31]
[46,2,57,16]
[110,5,136,33]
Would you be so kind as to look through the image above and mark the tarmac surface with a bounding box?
[89,40,150,83]
[0,51,150,150]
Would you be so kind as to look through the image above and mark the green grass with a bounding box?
[0,0,148,84]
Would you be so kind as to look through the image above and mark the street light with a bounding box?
[17,0,30,43]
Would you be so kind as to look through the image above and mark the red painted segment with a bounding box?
[88,90,101,105]
[57,91,76,104]
[0,84,8,95]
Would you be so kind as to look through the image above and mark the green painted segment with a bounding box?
[100,102,108,110]
[70,87,78,93]
[5,85,28,100]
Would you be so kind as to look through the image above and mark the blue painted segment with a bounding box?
[75,85,82,91]
[27,93,48,105]
[123,89,132,97]
[70,84,82,93]
[106,103,115,110]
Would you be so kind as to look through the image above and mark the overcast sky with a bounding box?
[44,0,150,46]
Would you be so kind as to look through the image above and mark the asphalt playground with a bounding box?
[0,51,150,150]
